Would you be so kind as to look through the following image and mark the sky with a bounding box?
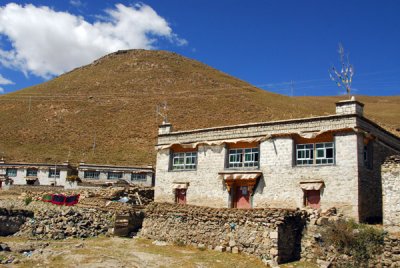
[0,0,399,96]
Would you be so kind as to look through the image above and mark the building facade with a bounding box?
[0,160,74,187]
[77,162,154,187]
[155,99,400,222]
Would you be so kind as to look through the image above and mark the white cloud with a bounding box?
[0,74,13,85]
[69,0,85,8]
[0,87,4,93]
[0,3,187,78]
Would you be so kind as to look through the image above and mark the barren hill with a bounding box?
[0,50,398,165]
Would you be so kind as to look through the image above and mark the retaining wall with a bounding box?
[140,202,306,264]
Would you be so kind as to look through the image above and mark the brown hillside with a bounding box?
[0,49,398,166]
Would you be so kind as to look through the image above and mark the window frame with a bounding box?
[171,151,197,171]
[296,142,335,166]
[6,168,17,177]
[131,173,147,181]
[48,168,60,178]
[227,147,259,169]
[26,168,38,177]
[107,172,123,180]
[83,170,100,179]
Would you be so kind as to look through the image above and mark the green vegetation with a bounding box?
[24,196,33,206]
[320,219,384,267]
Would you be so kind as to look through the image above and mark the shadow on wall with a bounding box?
[278,215,306,263]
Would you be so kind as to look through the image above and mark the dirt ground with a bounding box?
[0,236,317,268]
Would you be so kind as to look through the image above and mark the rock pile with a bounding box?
[0,208,34,236]
[15,207,114,239]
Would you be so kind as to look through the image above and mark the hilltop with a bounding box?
[0,50,398,165]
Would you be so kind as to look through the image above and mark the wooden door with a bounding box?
[305,190,320,209]
[176,189,187,204]
[235,186,251,209]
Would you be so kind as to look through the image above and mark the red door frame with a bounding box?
[232,185,251,209]
[304,190,321,209]
[175,189,187,204]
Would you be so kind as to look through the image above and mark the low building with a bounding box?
[77,162,154,187]
[155,98,400,222]
[0,160,74,186]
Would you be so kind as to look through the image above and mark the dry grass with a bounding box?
[0,49,398,166]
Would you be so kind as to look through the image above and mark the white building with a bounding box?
[154,99,400,222]
[0,160,74,187]
[77,162,154,187]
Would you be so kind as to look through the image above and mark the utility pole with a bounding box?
[92,132,96,155]
[290,80,294,97]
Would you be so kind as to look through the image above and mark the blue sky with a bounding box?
[0,0,399,96]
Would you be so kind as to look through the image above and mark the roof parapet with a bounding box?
[159,122,173,135]
[335,96,364,116]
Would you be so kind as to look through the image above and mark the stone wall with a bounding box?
[300,207,400,267]
[140,202,306,265]
[382,155,400,230]
[0,208,33,236]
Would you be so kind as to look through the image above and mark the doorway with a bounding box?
[304,190,321,209]
[175,189,187,204]
[234,186,251,209]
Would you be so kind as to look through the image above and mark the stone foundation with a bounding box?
[140,202,306,264]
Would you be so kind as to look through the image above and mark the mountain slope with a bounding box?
[0,49,398,165]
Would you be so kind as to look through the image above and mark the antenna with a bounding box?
[156,101,169,124]
[329,43,354,98]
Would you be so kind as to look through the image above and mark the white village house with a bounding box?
[154,99,400,222]
[77,162,154,187]
[0,160,75,187]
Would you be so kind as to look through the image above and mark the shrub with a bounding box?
[24,196,33,206]
[173,238,185,247]
[320,219,384,266]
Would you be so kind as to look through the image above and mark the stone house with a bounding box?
[155,99,400,222]
[77,162,154,187]
[382,155,400,231]
[0,160,74,187]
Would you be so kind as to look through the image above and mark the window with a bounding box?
[108,172,123,180]
[296,144,314,165]
[26,168,38,177]
[84,171,100,179]
[131,173,146,181]
[363,142,373,169]
[172,152,197,170]
[6,168,17,177]
[315,142,334,164]
[228,148,259,168]
[48,168,60,178]
[296,142,335,165]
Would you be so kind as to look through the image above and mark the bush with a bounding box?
[24,196,33,206]
[320,219,384,266]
